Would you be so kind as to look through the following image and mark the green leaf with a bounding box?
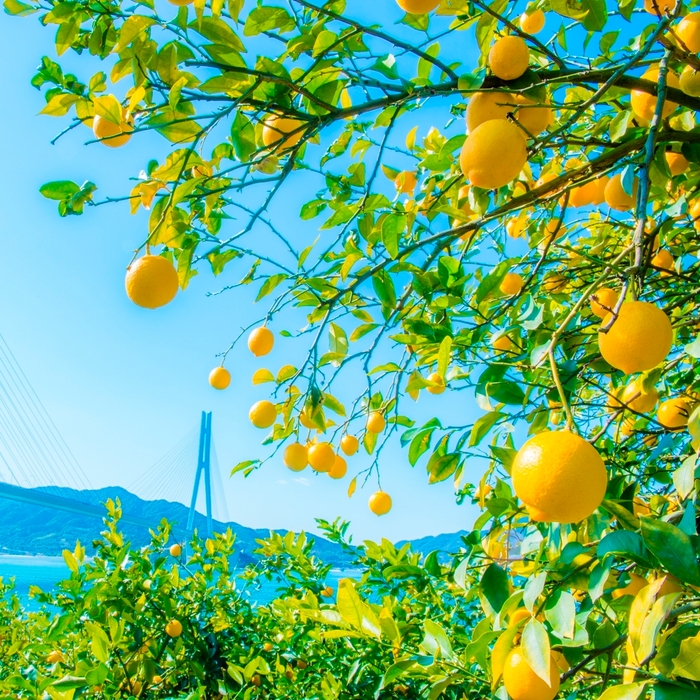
[381,214,404,259]
[230,111,256,162]
[193,16,245,50]
[487,381,525,406]
[256,274,286,301]
[597,530,651,567]
[428,453,459,484]
[420,619,454,660]
[674,632,700,680]
[40,180,80,201]
[480,563,510,614]
[475,260,511,304]
[243,6,295,36]
[408,428,434,466]
[597,683,648,700]
[640,516,700,586]
[115,15,156,52]
[469,411,503,447]
[3,0,37,16]
[545,590,576,640]
[336,578,381,638]
[522,619,551,685]
[437,335,452,380]
[329,323,348,357]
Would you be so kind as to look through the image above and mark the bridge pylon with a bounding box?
[187,411,213,536]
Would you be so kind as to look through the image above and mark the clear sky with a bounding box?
[0,4,490,543]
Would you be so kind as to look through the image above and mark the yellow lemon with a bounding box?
[488,36,530,81]
[125,255,179,309]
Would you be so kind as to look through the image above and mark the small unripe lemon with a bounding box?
[248,327,274,356]
[366,411,386,433]
[488,36,530,81]
[340,435,359,456]
[369,490,392,515]
[284,442,308,471]
[249,400,277,429]
[209,367,231,390]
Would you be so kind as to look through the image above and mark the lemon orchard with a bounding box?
[13,0,700,696]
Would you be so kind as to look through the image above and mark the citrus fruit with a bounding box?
[512,430,608,523]
[320,585,334,597]
[543,273,567,293]
[284,442,308,471]
[191,163,212,178]
[263,642,274,651]
[680,65,700,96]
[666,151,689,175]
[569,179,597,207]
[492,334,516,352]
[620,382,659,413]
[366,411,386,433]
[168,0,194,5]
[369,490,392,515]
[262,115,305,151]
[488,36,530,81]
[396,0,440,12]
[299,409,318,430]
[466,92,551,136]
[506,216,526,238]
[93,112,132,148]
[604,173,637,211]
[612,572,647,599]
[209,366,231,390]
[308,442,335,472]
[249,400,277,429]
[426,372,446,394]
[592,175,609,204]
[248,327,274,356]
[152,675,163,684]
[395,171,417,193]
[165,619,183,637]
[520,9,545,33]
[46,650,65,664]
[503,646,560,700]
[590,287,618,319]
[643,0,676,13]
[633,495,651,516]
[631,67,679,122]
[657,398,690,429]
[169,543,182,557]
[125,255,179,309]
[652,248,674,274]
[328,454,347,479]
[500,272,524,295]
[677,11,700,53]
[653,574,683,596]
[340,434,359,456]
[508,608,531,628]
[598,301,673,374]
[460,119,528,190]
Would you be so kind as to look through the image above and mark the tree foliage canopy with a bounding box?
[6,0,700,696]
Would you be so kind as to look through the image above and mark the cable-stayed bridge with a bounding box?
[0,333,227,536]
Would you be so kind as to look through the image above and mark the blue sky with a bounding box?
[0,3,493,542]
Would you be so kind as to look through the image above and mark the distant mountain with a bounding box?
[0,485,352,567]
[398,531,468,556]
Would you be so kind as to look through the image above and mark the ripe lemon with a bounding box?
[621,382,659,413]
[248,327,274,356]
[604,173,637,211]
[369,490,392,515]
[569,179,597,207]
[677,12,700,53]
[328,455,347,479]
[46,650,65,664]
[503,646,560,700]
[512,430,607,523]
[466,92,551,136]
[396,0,440,12]
[612,572,647,599]
[500,272,524,296]
[666,151,689,175]
[262,115,305,151]
[165,619,183,637]
[631,67,679,121]
[367,411,386,433]
[263,642,274,651]
[308,442,335,472]
[492,334,516,352]
[395,171,417,193]
[125,255,179,309]
[340,434,359,456]
[680,65,700,96]
[506,215,526,238]
[169,543,182,557]
[652,249,674,274]
[93,112,132,148]
[320,585,334,597]
[209,367,231,390]
[644,0,676,13]
[590,287,618,318]
[152,675,163,684]
[249,400,277,429]
[520,9,545,34]
[460,119,528,190]
[657,398,690,429]
[488,36,530,81]
[592,175,609,205]
[169,0,194,5]
[426,372,446,394]
[653,574,683,596]
[508,608,531,628]
[284,442,308,471]
[543,274,567,293]
[598,301,673,374]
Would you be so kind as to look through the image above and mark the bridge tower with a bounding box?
[187,411,213,536]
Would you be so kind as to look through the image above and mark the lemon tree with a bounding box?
[7,0,700,696]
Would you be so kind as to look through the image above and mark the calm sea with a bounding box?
[0,556,357,608]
